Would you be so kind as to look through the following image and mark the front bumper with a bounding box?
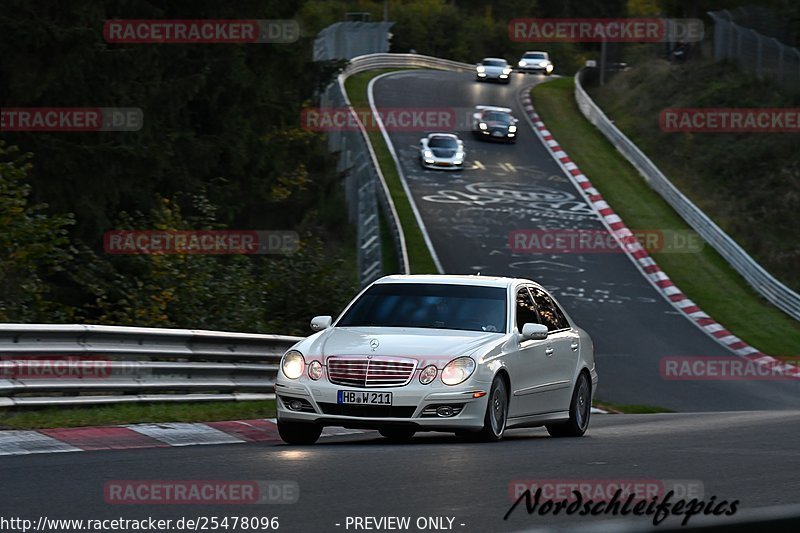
[276,380,491,431]
[476,72,511,82]
[475,128,516,142]
[518,66,552,74]
[420,157,465,170]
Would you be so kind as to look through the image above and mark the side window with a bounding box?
[530,287,570,331]
[515,288,539,332]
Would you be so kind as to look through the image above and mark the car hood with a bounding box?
[309,326,504,366]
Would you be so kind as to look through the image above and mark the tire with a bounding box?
[477,376,509,441]
[277,420,322,445]
[378,426,416,443]
[546,372,591,437]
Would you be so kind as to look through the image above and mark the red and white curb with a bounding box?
[0,419,362,457]
[0,410,609,456]
[519,90,799,378]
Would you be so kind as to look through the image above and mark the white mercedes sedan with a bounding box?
[275,275,597,444]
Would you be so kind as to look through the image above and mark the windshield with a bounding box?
[524,53,547,60]
[337,283,507,332]
[482,59,506,67]
[483,112,512,124]
[428,136,458,148]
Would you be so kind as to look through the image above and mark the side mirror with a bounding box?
[310,316,332,332]
[520,323,548,341]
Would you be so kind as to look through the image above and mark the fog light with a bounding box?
[436,406,455,417]
[288,400,303,411]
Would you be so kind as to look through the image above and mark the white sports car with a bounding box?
[518,51,554,75]
[275,275,598,444]
[476,57,513,83]
[418,133,465,170]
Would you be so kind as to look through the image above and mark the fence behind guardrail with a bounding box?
[708,9,800,91]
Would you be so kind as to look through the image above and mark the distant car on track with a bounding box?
[471,105,519,143]
[275,274,598,445]
[476,57,513,83]
[517,51,553,75]
[418,133,465,170]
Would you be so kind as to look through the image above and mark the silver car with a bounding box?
[418,133,465,170]
[518,51,553,75]
[275,275,598,444]
[476,57,513,83]
[472,105,519,143]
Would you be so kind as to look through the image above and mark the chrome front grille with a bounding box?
[327,356,417,388]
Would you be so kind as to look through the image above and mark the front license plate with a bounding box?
[337,390,393,405]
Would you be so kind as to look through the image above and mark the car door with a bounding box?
[530,286,581,412]
[508,286,561,417]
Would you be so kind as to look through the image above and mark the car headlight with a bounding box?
[546,64,553,72]
[508,125,517,132]
[479,122,487,130]
[476,66,485,73]
[308,360,322,381]
[424,149,433,158]
[419,365,437,385]
[502,68,512,75]
[519,60,527,67]
[441,357,475,386]
[281,350,305,380]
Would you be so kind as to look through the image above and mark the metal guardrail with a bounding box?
[0,324,302,407]
[574,69,800,320]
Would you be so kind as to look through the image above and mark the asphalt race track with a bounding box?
[370,69,800,412]
[1,70,798,533]
[1,412,799,532]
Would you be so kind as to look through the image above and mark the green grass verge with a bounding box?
[594,400,673,414]
[344,69,439,274]
[531,77,800,358]
[0,400,276,430]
